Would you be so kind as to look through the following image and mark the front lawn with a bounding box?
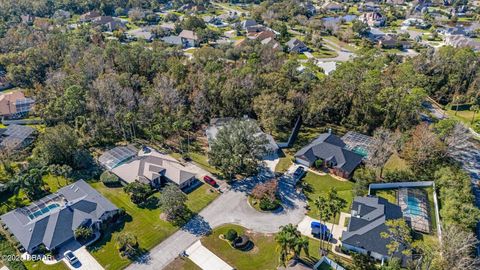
[445,109,480,129]
[24,260,69,270]
[188,151,221,176]
[201,224,351,269]
[88,182,177,270]
[185,183,219,214]
[383,153,410,172]
[164,257,200,270]
[275,151,293,173]
[302,172,353,223]
[88,180,218,270]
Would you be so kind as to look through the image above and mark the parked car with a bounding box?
[311,221,332,240]
[64,250,79,265]
[203,175,217,186]
[292,166,306,181]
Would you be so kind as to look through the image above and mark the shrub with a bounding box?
[100,171,120,186]
[225,229,238,242]
[259,197,280,211]
[74,226,93,242]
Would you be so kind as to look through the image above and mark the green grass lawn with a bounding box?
[383,153,410,172]
[322,36,357,52]
[312,48,338,59]
[185,183,219,214]
[202,224,351,269]
[88,182,177,270]
[445,109,479,129]
[302,172,354,223]
[275,151,293,173]
[42,175,70,193]
[24,260,69,270]
[88,180,218,270]
[164,257,200,270]
[188,151,221,176]
[372,189,397,204]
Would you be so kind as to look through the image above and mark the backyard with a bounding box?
[302,172,354,223]
[88,181,218,270]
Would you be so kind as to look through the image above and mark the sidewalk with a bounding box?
[185,241,234,270]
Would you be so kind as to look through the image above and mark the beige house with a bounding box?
[0,91,35,118]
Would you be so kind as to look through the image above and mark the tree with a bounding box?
[353,167,377,196]
[352,20,370,36]
[366,128,400,177]
[208,120,268,180]
[32,124,80,167]
[380,219,412,257]
[114,232,139,259]
[12,168,45,200]
[74,226,93,242]
[435,166,480,229]
[251,179,278,202]
[158,183,188,223]
[275,224,309,266]
[437,225,480,270]
[471,105,479,124]
[123,182,153,205]
[434,119,470,156]
[351,253,376,270]
[314,195,332,253]
[402,123,445,177]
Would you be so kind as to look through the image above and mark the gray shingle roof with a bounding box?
[0,124,35,149]
[294,132,362,174]
[342,196,403,258]
[1,180,118,253]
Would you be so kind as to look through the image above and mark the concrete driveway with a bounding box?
[62,247,104,270]
[185,241,233,270]
[127,165,306,270]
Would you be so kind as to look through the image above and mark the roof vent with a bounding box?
[328,128,332,134]
[70,184,75,189]
[74,188,79,192]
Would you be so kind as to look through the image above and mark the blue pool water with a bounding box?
[28,203,60,219]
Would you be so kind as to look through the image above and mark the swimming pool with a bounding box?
[28,203,61,220]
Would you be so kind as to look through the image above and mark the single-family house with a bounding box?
[377,35,412,49]
[127,28,155,42]
[0,91,35,119]
[294,130,363,178]
[206,117,279,158]
[20,14,35,25]
[359,2,381,12]
[359,12,386,27]
[179,30,199,47]
[322,2,345,12]
[247,30,276,41]
[0,124,36,150]
[110,148,197,189]
[444,35,480,51]
[79,11,101,22]
[286,38,309,53]
[341,196,405,264]
[92,16,126,32]
[53,10,71,20]
[0,180,119,254]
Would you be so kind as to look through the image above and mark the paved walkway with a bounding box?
[0,265,9,270]
[185,241,233,270]
[127,165,306,270]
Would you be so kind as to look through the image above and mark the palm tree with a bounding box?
[275,224,309,266]
[326,188,347,244]
[314,195,333,254]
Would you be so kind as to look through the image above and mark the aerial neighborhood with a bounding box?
[0,1,480,270]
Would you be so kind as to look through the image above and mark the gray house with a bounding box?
[0,180,119,254]
[341,196,405,264]
[110,148,197,189]
[286,38,309,53]
[294,131,363,178]
[0,124,36,150]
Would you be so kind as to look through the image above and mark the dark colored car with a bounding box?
[64,250,79,265]
[311,221,332,240]
[203,175,217,186]
[293,166,306,180]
